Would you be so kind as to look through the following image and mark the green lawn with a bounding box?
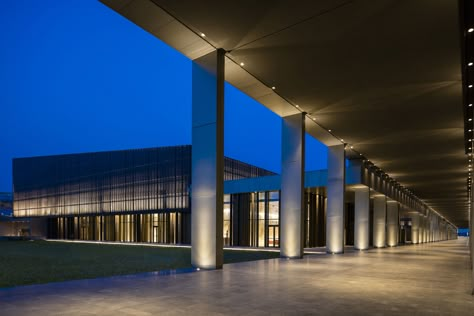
[0,240,279,288]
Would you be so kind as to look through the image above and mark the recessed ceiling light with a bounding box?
[271,86,276,90]
[469,85,473,88]
[469,140,472,142]
[328,129,332,132]
[469,28,474,33]
[200,33,206,37]
[469,130,472,132]
[295,105,300,108]
[341,139,344,142]
[469,118,473,121]
[240,62,244,66]
[350,146,354,149]
[469,62,474,67]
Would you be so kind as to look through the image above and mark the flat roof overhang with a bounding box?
[99,0,465,227]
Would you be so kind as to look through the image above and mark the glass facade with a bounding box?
[13,145,344,248]
[13,146,275,244]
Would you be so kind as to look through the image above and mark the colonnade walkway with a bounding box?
[1,238,473,315]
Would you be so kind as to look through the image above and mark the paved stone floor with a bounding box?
[1,238,473,315]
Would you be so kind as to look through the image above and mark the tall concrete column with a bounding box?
[280,113,305,258]
[425,216,428,242]
[373,195,387,248]
[191,49,225,269]
[386,201,399,247]
[326,144,346,254]
[354,186,370,250]
[418,216,424,243]
[471,195,474,294]
[411,213,420,244]
[421,216,425,243]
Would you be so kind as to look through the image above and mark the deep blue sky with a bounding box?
[1,0,327,192]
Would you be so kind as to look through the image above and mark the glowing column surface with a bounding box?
[423,216,428,243]
[280,113,305,258]
[191,49,225,269]
[411,213,420,244]
[471,193,474,294]
[386,201,399,247]
[373,195,387,248]
[354,186,370,250]
[418,216,424,244]
[326,144,346,254]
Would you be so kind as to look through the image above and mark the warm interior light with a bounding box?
[469,62,474,66]
[469,118,473,121]
[469,85,473,88]
[469,28,474,33]
[328,129,332,132]
[271,86,276,90]
[470,104,473,107]
[295,105,299,108]
[200,33,206,37]
[240,62,244,66]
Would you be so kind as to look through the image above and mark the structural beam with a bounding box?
[191,49,225,269]
[280,113,305,258]
[326,144,345,254]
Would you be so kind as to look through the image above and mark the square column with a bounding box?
[471,193,474,294]
[280,113,305,258]
[411,213,420,244]
[386,201,399,247]
[326,144,346,254]
[419,216,425,243]
[354,186,370,250]
[191,49,225,269]
[373,195,387,248]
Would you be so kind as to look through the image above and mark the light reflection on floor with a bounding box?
[0,238,473,315]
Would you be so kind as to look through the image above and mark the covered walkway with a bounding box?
[1,239,473,315]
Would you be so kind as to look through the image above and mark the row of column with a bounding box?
[189,49,456,269]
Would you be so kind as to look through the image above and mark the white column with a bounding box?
[411,213,420,244]
[326,144,346,254]
[280,113,305,258]
[191,49,225,269]
[386,201,399,247]
[471,192,474,294]
[373,195,387,248]
[354,186,370,250]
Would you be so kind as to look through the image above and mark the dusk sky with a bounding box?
[1,0,327,192]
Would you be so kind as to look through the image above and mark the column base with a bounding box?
[280,255,304,259]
